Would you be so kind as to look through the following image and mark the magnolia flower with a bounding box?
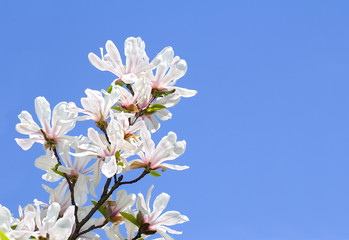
[104,208,137,240]
[35,140,96,206]
[88,37,153,84]
[130,130,188,171]
[76,119,135,179]
[42,181,71,216]
[0,204,17,238]
[149,47,197,98]
[34,202,75,240]
[15,97,78,151]
[117,78,153,113]
[115,112,146,144]
[10,204,37,239]
[105,189,136,224]
[69,86,120,124]
[136,185,189,240]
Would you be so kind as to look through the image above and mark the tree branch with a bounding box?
[52,147,79,226]
[70,170,149,240]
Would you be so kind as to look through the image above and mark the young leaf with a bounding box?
[120,212,139,227]
[107,85,113,94]
[149,170,161,177]
[0,230,10,240]
[91,200,107,218]
[111,106,122,112]
[51,168,66,178]
[147,104,166,113]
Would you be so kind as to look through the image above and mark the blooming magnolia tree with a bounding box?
[0,37,196,240]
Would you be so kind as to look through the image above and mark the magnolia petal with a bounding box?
[101,156,118,178]
[35,97,51,131]
[155,211,189,226]
[151,193,170,220]
[160,163,189,171]
[173,87,197,97]
[88,52,107,71]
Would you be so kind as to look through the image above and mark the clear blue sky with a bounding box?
[1,1,349,239]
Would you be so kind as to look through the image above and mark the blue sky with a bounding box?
[1,0,349,239]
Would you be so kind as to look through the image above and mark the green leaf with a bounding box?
[120,212,139,227]
[147,104,166,113]
[151,88,176,98]
[51,167,65,178]
[111,106,122,112]
[115,151,120,159]
[10,225,17,230]
[91,200,107,218]
[0,230,10,240]
[149,170,161,177]
[117,161,124,167]
[107,85,113,94]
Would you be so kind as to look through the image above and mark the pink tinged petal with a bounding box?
[154,211,189,226]
[173,87,197,97]
[101,156,118,178]
[35,97,51,132]
[151,193,170,221]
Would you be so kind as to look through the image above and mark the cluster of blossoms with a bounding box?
[0,37,196,240]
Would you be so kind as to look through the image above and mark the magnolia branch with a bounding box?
[52,147,79,226]
[71,170,149,239]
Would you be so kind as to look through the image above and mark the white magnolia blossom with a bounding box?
[104,208,137,240]
[42,181,71,216]
[106,189,136,224]
[88,37,153,84]
[76,119,135,179]
[136,185,189,240]
[70,86,120,123]
[34,202,75,240]
[130,130,188,171]
[15,97,78,150]
[117,78,153,112]
[149,46,197,98]
[0,204,17,238]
